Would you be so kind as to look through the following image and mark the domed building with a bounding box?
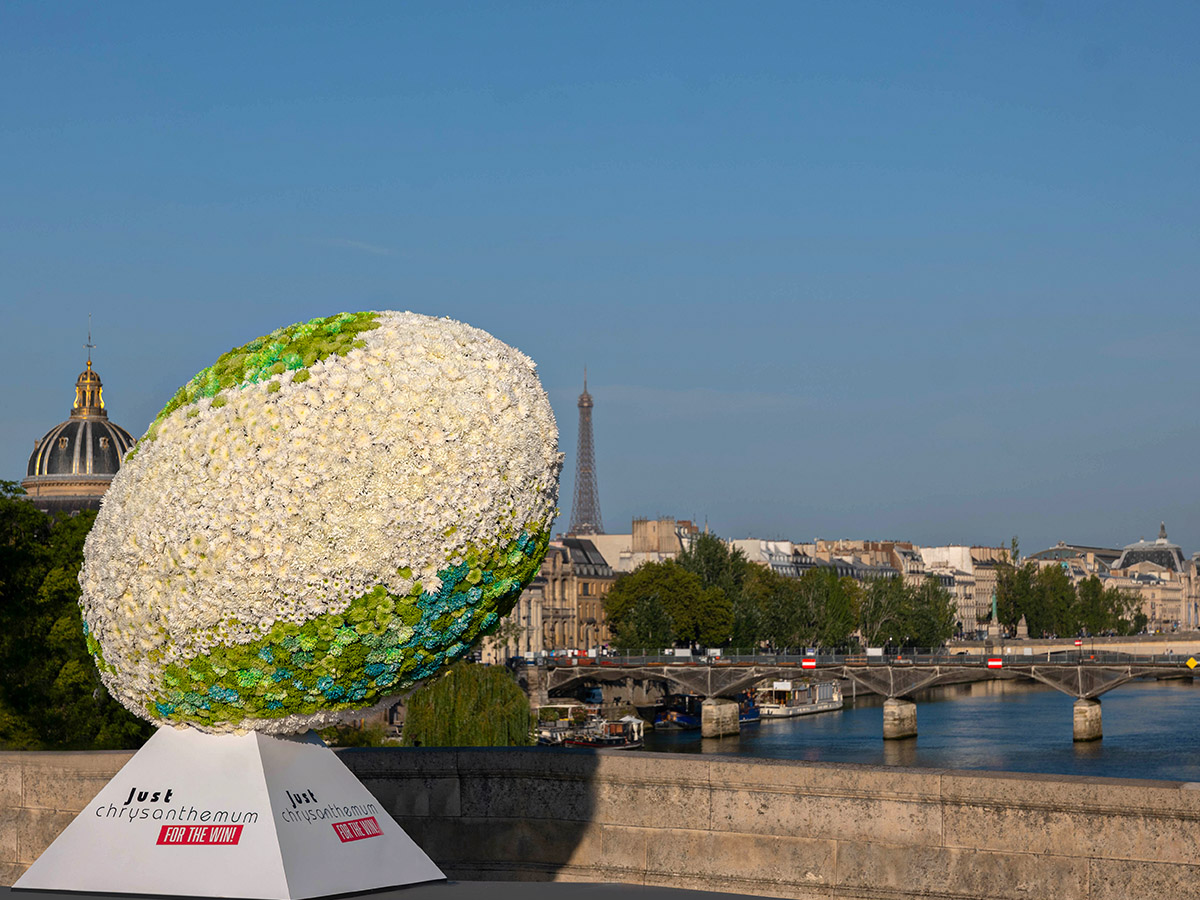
[1112,522,1188,573]
[21,359,136,515]
[1109,523,1197,632]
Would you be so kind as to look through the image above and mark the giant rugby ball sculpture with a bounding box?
[80,311,561,734]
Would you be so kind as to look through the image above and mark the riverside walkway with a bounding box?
[541,650,1197,741]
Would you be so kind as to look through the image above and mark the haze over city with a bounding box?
[3,2,1198,554]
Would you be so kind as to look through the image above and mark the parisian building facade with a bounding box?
[480,537,616,662]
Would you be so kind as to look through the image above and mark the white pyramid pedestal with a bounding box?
[15,726,445,899]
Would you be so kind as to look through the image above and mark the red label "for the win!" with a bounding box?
[331,816,382,843]
[157,825,243,845]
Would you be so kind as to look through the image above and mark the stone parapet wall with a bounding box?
[5,746,1200,899]
[0,749,133,886]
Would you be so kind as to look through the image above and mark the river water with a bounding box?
[642,678,1200,782]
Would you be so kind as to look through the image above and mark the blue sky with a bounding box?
[3,2,1198,555]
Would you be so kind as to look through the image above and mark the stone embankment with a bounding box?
[5,747,1200,899]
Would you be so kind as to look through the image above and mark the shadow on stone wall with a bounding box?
[339,747,600,881]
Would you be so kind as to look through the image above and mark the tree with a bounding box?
[998,559,1148,639]
[695,585,734,647]
[401,661,531,747]
[1076,576,1108,635]
[612,595,675,650]
[995,562,1038,631]
[1109,586,1144,635]
[743,564,807,649]
[903,577,957,647]
[677,532,750,597]
[789,568,860,651]
[0,481,51,611]
[727,586,763,650]
[676,533,747,648]
[857,575,909,647]
[1078,578,1144,636]
[318,721,391,747]
[1124,607,1149,636]
[820,572,861,650]
[1035,564,1078,638]
[997,561,1081,638]
[603,560,731,648]
[0,483,153,750]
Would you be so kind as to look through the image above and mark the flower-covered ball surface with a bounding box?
[80,311,561,734]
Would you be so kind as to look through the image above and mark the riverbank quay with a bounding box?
[6,747,1200,899]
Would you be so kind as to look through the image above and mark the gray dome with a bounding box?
[22,361,137,514]
[27,416,135,477]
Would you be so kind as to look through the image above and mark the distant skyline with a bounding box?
[3,2,1198,555]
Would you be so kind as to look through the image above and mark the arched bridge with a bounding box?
[542,652,1196,742]
[546,657,1193,701]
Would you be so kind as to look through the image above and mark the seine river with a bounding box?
[642,678,1200,782]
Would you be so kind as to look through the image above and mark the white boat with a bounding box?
[756,680,843,718]
[536,704,644,749]
[535,703,589,745]
[563,715,645,750]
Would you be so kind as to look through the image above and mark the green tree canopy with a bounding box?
[996,562,1145,638]
[996,561,1038,630]
[401,661,531,747]
[903,577,958,647]
[695,585,734,647]
[603,559,732,648]
[1076,575,1143,636]
[0,483,153,750]
[1076,575,1107,635]
[855,575,956,648]
[677,533,750,595]
[788,568,860,651]
[612,594,675,650]
[743,564,809,649]
[727,584,764,650]
[677,533,746,647]
[857,575,909,646]
[1035,564,1078,638]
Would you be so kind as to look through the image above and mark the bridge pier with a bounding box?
[1073,698,1102,742]
[883,698,917,740]
[701,698,739,738]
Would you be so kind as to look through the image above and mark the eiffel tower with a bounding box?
[568,369,603,535]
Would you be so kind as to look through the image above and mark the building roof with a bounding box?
[1112,523,1187,573]
[1027,542,1123,568]
[845,559,900,580]
[558,538,614,577]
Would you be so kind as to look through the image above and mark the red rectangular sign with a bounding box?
[801,658,817,669]
[157,824,243,846]
[1074,640,1083,646]
[331,816,383,843]
[987,658,1003,669]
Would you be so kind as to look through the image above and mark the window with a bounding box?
[58,437,69,450]
[99,436,110,449]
